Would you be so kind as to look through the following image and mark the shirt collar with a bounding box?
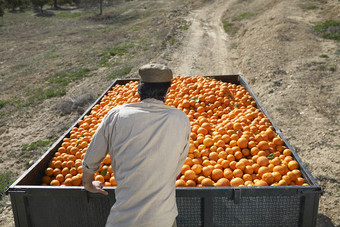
[141,98,164,105]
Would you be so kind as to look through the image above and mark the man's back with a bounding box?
[84,99,190,227]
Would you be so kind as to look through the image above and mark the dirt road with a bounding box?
[168,0,237,76]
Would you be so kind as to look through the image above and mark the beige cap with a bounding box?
[139,63,173,83]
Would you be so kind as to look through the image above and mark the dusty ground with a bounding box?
[0,0,339,226]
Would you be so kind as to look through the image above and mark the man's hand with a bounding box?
[84,181,109,196]
[82,170,108,195]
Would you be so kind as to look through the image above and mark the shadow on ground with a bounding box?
[317,214,336,227]
[35,10,55,17]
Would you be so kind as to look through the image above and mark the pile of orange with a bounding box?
[42,76,308,187]
[41,81,140,186]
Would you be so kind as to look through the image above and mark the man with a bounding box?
[82,63,191,227]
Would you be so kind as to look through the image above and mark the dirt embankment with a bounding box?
[222,1,339,226]
[0,0,339,226]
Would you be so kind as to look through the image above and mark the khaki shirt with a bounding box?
[83,99,191,227]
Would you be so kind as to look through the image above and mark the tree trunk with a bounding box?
[54,0,58,9]
[99,0,103,15]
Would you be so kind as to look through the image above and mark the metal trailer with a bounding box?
[6,74,322,227]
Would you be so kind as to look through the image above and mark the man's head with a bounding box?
[138,63,173,102]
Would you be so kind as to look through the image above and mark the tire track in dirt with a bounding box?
[168,0,238,77]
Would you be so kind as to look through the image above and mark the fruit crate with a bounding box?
[6,74,322,227]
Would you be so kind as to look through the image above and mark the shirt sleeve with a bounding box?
[82,110,117,174]
[175,117,191,175]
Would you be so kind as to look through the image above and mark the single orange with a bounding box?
[257,156,269,166]
[262,173,274,185]
[214,178,230,187]
[287,160,299,170]
[184,170,197,181]
[42,176,51,185]
[201,178,214,187]
[186,180,196,187]
[50,179,60,186]
[71,175,82,186]
[254,180,268,186]
[230,177,244,187]
[211,169,223,181]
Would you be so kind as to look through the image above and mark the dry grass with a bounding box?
[0,0,190,121]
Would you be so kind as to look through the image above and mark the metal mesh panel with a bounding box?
[213,196,301,227]
[27,195,110,227]
[177,197,203,227]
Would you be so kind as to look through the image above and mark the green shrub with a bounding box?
[0,171,14,198]
[314,20,340,41]
[319,54,329,58]
[5,0,20,10]
[222,20,239,36]
[232,12,254,21]
[15,68,91,107]
[31,0,49,12]
[300,4,318,10]
[5,0,29,11]
[57,11,81,18]
[22,139,53,151]
[0,100,13,108]
[0,0,5,17]
[108,66,132,79]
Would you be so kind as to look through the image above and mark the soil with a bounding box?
[0,0,339,226]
